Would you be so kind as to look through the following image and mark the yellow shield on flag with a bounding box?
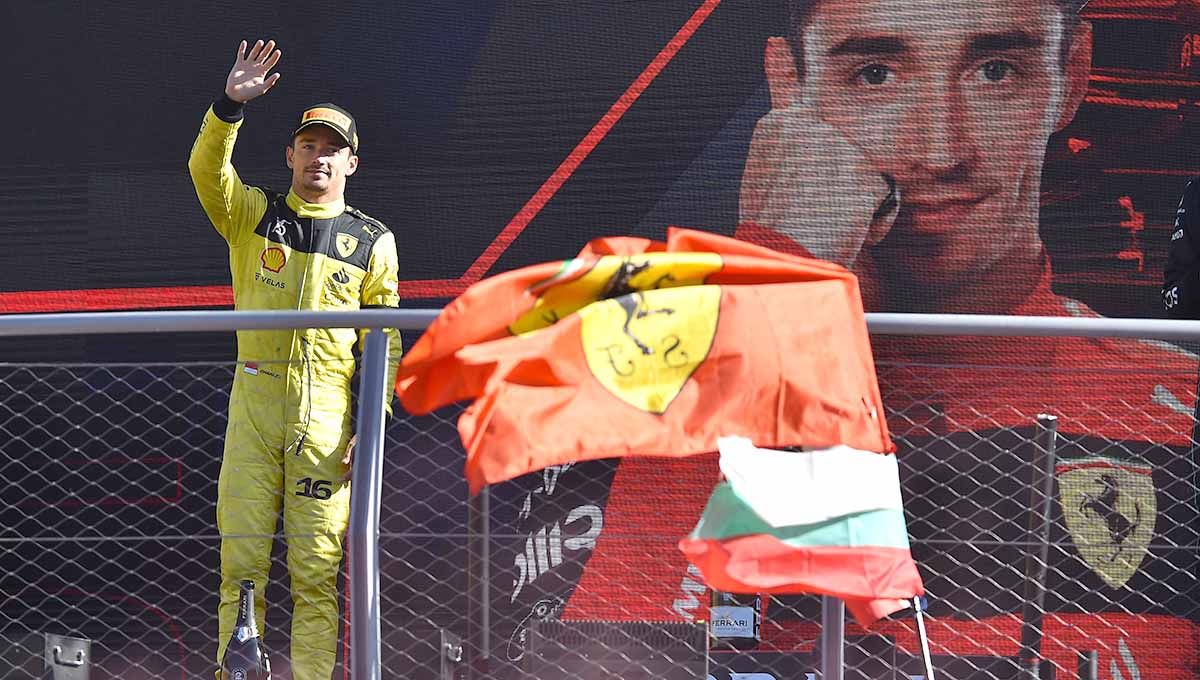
[510,253,723,335]
[578,285,720,414]
[1057,458,1155,588]
[336,233,359,258]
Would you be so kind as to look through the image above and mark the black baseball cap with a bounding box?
[293,103,359,153]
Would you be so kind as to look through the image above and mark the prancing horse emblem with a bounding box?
[600,260,675,355]
[1057,458,1154,588]
[1080,473,1142,563]
[335,233,359,258]
[579,261,720,415]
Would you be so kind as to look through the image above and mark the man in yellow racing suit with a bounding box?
[187,39,402,679]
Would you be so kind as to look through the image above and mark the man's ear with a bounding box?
[764,36,800,110]
[1056,20,1092,131]
[345,154,359,177]
[285,144,295,169]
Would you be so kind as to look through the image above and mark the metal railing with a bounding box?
[0,309,1196,680]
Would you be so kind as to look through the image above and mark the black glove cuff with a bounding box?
[212,94,245,123]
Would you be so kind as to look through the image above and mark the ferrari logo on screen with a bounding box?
[578,286,719,414]
[1057,458,1155,588]
[510,253,722,335]
[336,233,359,258]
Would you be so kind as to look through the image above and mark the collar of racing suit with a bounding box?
[285,188,345,219]
[1009,258,1058,316]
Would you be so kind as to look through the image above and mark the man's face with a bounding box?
[286,125,358,199]
[798,0,1086,282]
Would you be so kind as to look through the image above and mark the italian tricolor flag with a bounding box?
[679,436,924,627]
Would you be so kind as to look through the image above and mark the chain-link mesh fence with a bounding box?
[2,331,1198,679]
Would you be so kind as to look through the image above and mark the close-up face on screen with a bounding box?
[800,0,1081,285]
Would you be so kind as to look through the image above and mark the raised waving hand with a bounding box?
[225,39,282,103]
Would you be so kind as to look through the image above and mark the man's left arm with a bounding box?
[359,230,403,417]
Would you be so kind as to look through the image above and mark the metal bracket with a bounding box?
[44,633,91,680]
[440,629,464,680]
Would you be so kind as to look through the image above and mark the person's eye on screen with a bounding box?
[978,60,1017,83]
[854,63,894,87]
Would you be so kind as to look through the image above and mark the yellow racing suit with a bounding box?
[188,96,402,680]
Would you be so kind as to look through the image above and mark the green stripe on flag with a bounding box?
[691,481,911,550]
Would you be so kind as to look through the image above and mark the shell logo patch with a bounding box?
[261,247,287,273]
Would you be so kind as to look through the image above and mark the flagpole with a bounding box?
[820,596,844,680]
[913,597,937,680]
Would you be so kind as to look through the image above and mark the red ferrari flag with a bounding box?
[396,228,891,494]
[398,228,856,412]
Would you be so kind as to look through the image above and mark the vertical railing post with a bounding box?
[478,487,491,662]
[1077,650,1098,680]
[820,596,844,680]
[467,486,492,679]
[348,328,389,679]
[1019,414,1059,680]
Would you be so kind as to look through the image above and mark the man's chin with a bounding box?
[870,224,982,285]
[904,201,992,236]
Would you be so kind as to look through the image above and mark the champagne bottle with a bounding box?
[221,580,271,679]
[709,590,762,650]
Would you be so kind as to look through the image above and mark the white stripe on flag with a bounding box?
[717,436,903,528]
